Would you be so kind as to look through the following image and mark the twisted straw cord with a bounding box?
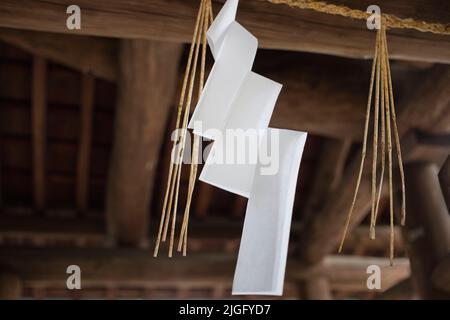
[267,0,450,35]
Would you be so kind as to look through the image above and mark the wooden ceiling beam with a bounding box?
[0,1,449,63]
[267,58,367,140]
[0,215,403,253]
[0,28,117,81]
[105,40,182,246]
[397,66,450,136]
[0,247,410,292]
[0,29,372,140]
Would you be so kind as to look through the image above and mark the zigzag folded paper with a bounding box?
[188,0,257,140]
[187,0,308,295]
[200,71,282,198]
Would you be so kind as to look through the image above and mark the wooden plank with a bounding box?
[439,155,450,212]
[106,40,182,246]
[0,1,449,63]
[0,247,409,292]
[76,74,95,213]
[0,28,117,81]
[31,56,47,211]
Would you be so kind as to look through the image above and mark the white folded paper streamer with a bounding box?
[199,71,282,197]
[186,0,309,296]
[188,3,257,139]
[206,0,238,59]
[232,129,307,295]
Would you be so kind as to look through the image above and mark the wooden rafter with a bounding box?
[0,1,449,63]
[31,56,47,211]
[76,73,95,213]
[0,28,117,81]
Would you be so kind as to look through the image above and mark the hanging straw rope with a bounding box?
[267,0,450,35]
[178,0,214,256]
[338,18,406,265]
[154,0,213,257]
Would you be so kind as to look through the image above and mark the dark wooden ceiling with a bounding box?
[0,0,449,300]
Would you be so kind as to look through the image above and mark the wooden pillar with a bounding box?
[403,162,450,299]
[303,276,332,300]
[0,270,22,299]
[106,40,181,246]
